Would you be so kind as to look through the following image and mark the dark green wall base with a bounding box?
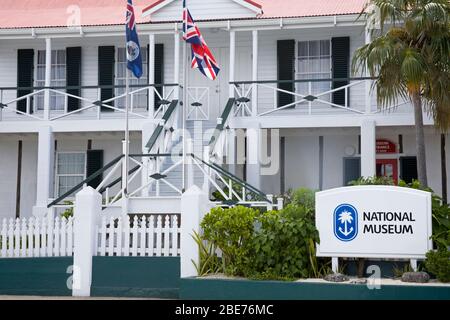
[180,278,450,300]
[0,257,73,296]
[91,256,180,298]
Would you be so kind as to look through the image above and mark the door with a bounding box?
[376,159,398,184]
[343,157,361,186]
[187,47,229,121]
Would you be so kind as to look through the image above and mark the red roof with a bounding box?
[0,0,367,29]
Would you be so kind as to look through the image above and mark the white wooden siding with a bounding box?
[150,0,257,22]
[0,27,410,118]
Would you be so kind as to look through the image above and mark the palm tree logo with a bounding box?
[338,210,354,237]
[334,204,358,241]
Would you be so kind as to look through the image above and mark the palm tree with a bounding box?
[352,0,450,187]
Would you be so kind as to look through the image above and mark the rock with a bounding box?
[401,272,430,283]
[350,279,367,285]
[324,273,349,282]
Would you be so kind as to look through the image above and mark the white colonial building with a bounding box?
[0,0,447,220]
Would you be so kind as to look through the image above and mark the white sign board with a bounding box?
[316,186,432,259]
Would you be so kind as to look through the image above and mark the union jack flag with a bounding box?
[182,0,220,81]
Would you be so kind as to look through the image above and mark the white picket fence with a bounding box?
[96,215,181,257]
[0,217,74,258]
[0,214,181,258]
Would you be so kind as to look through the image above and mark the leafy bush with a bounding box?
[198,188,328,280]
[425,249,450,283]
[349,176,395,186]
[250,204,320,279]
[191,231,223,276]
[200,206,259,276]
[291,188,316,219]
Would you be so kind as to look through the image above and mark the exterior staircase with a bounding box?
[147,119,216,196]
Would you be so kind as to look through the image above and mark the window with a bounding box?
[35,50,66,110]
[116,47,148,109]
[55,153,86,197]
[296,40,331,101]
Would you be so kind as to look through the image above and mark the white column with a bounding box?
[148,34,156,118]
[33,125,55,217]
[251,30,258,117]
[361,120,376,178]
[364,27,372,114]
[246,122,261,188]
[180,185,210,278]
[229,31,236,98]
[227,129,236,175]
[44,38,52,120]
[72,187,101,297]
[141,122,156,197]
[174,32,180,100]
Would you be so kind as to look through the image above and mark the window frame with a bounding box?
[34,49,67,111]
[295,39,332,99]
[115,47,149,110]
[54,151,87,198]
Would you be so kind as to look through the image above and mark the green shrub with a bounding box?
[349,176,395,186]
[200,206,259,276]
[290,188,316,220]
[61,201,74,219]
[191,231,223,276]
[425,249,450,283]
[249,205,320,279]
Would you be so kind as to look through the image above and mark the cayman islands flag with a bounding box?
[183,0,220,80]
[126,0,143,78]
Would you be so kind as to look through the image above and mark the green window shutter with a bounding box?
[66,47,82,112]
[277,40,295,108]
[154,43,164,110]
[332,37,350,106]
[86,150,104,189]
[17,49,35,114]
[98,46,115,112]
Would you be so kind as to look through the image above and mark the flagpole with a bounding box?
[182,34,187,192]
[124,67,130,197]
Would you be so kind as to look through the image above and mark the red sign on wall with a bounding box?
[376,139,396,154]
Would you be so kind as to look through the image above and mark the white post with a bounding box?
[72,187,101,297]
[251,30,258,117]
[332,257,339,274]
[33,125,55,217]
[121,140,129,215]
[246,123,261,189]
[361,120,376,178]
[229,31,236,98]
[186,139,194,189]
[141,122,155,197]
[44,38,52,120]
[180,186,210,278]
[277,197,284,210]
[364,27,372,114]
[202,146,211,195]
[227,129,236,175]
[174,32,181,100]
[410,259,418,272]
[148,34,156,118]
